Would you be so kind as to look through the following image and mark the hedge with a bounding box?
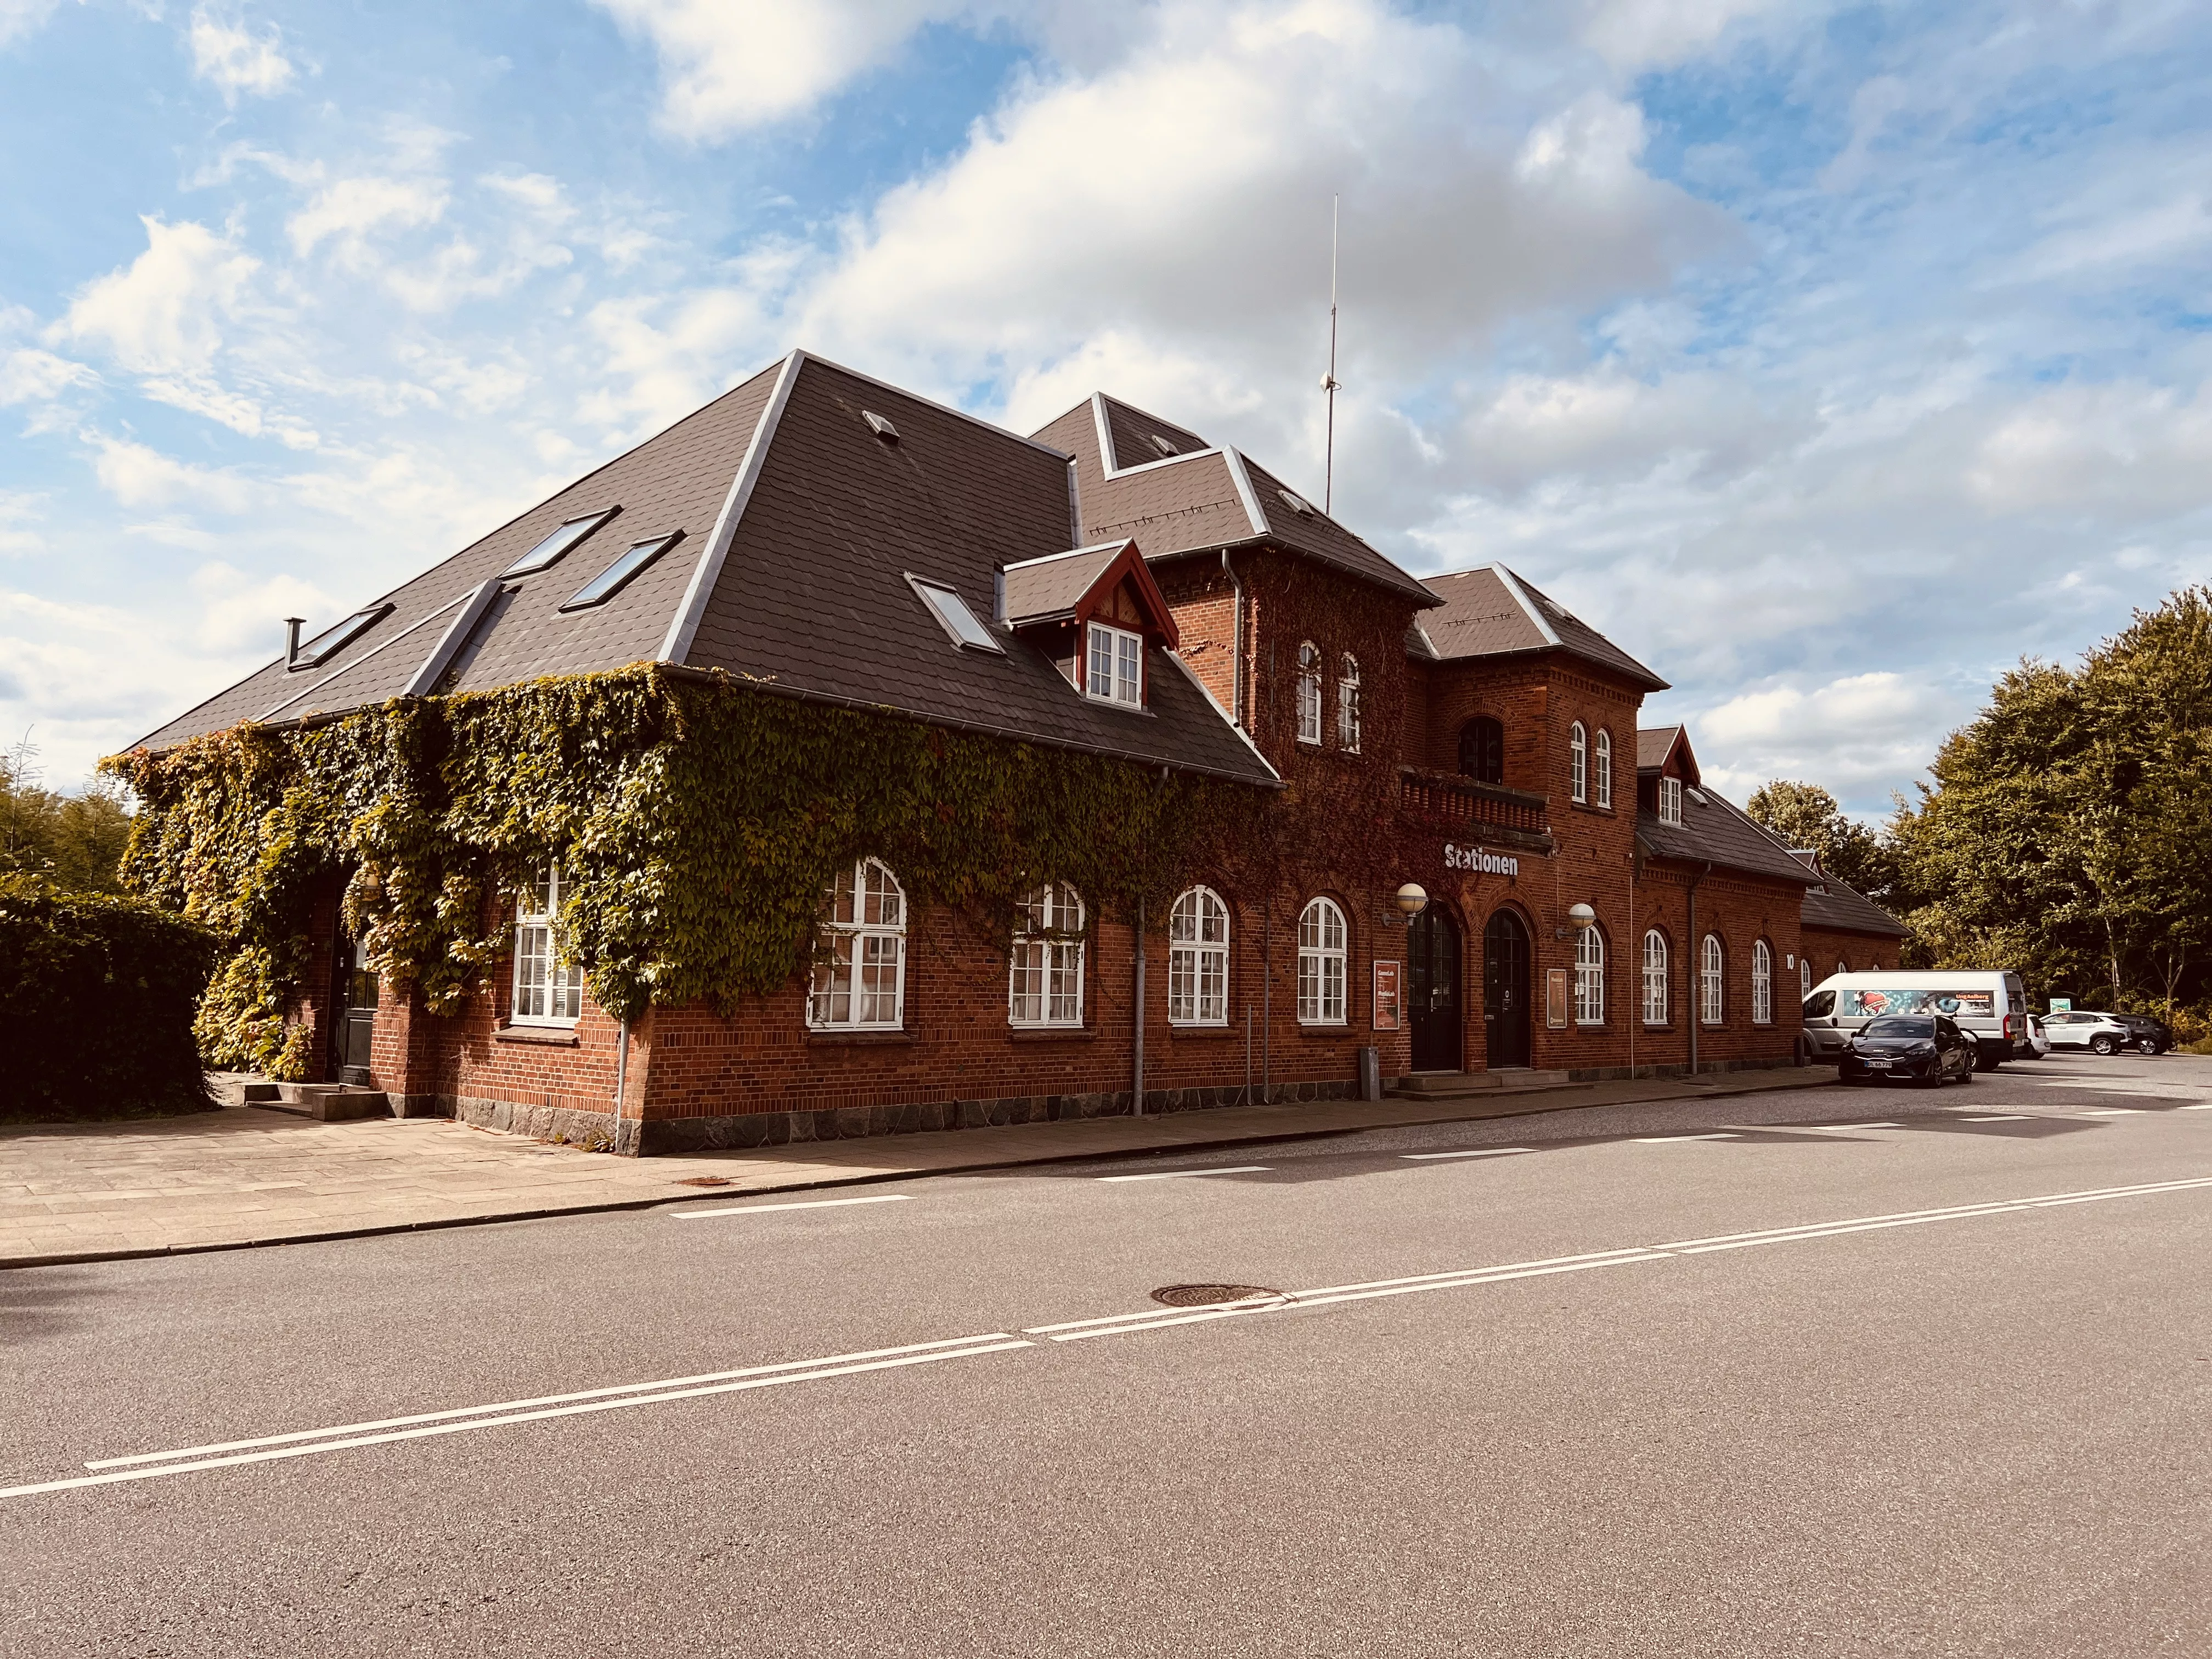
[0,874,219,1121]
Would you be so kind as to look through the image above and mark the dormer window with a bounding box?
[1085,621,1142,706]
[1660,776,1683,825]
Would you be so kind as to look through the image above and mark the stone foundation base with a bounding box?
[1567,1054,1803,1084]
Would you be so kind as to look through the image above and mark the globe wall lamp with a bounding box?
[1557,900,1596,940]
[1393,883,1428,918]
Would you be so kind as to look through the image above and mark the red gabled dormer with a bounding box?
[1001,539,1179,709]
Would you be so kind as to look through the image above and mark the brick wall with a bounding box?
[1803,928,1904,977]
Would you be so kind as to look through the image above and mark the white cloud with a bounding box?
[289,175,449,259]
[1575,0,1822,70]
[187,4,298,102]
[1696,672,1963,806]
[0,490,47,556]
[55,217,259,376]
[0,0,68,52]
[188,560,333,653]
[84,433,256,512]
[593,0,966,137]
[0,347,97,406]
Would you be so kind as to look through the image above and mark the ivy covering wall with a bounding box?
[108,666,1269,1079]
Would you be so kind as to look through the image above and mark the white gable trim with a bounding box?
[1488,564,1564,648]
[659,348,805,664]
[1164,648,1280,780]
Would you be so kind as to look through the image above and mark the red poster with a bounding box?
[1372,960,1402,1031]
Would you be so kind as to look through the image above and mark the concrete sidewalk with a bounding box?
[0,1068,1840,1268]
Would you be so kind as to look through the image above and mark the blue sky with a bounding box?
[3,0,2209,815]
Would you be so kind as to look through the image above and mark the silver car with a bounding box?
[2041,1011,2137,1054]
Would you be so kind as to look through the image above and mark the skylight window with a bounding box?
[560,532,683,612]
[865,410,899,441]
[1150,434,1178,456]
[503,507,618,578]
[1278,488,1314,516]
[290,603,392,670]
[907,574,1002,652]
[1688,787,1709,805]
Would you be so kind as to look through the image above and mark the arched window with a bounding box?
[1296,898,1348,1025]
[1458,716,1504,785]
[1575,925,1605,1025]
[1641,929,1668,1025]
[1800,957,1812,998]
[1295,643,1322,745]
[1752,939,1774,1024]
[808,858,906,1029]
[1009,883,1085,1028]
[1169,886,1230,1026]
[1701,934,1725,1026]
[1337,655,1362,752]
[1594,729,1612,809]
[513,865,585,1026]
[1569,722,1588,804]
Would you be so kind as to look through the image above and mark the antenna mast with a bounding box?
[1322,194,1340,514]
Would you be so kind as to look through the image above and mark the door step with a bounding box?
[258,1083,392,1122]
[1390,1069,1576,1101]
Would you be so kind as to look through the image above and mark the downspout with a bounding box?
[1686,861,1712,1076]
[1132,896,1146,1118]
[1220,549,1245,726]
[612,1017,630,1153]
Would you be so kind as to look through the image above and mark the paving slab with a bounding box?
[0,1066,1839,1267]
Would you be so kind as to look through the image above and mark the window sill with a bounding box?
[1165,1023,1238,1039]
[1296,1022,1351,1037]
[495,1025,579,1046]
[806,1029,913,1046]
[1008,1026,1097,1042]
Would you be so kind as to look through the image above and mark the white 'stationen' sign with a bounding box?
[1444,843,1518,877]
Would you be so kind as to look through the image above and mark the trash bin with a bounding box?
[1357,1046,1381,1102]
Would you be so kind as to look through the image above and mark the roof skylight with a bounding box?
[560,532,684,612]
[290,603,393,670]
[503,507,618,578]
[1150,434,1178,456]
[865,410,899,441]
[1278,488,1314,516]
[907,574,1002,653]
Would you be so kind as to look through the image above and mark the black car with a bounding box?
[1841,1014,1977,1087]
[2108,1013,2172,1054]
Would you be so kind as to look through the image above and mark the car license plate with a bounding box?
[1865,1059,1890,1069]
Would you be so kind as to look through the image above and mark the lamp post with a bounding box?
[1394,883,1428,918]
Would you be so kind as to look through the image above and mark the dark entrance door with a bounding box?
[1407,906,1463,1072]
[330,932,378,1085]
[1483,909,1532,1068]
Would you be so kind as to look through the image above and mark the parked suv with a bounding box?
[2108,1013,2172,1054]
[2041,1010,2143,1054]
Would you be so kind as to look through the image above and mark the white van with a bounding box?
[1802,970,2030,1071]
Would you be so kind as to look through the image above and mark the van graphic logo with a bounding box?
[1444,844,1518,877]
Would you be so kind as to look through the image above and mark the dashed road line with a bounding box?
[1400,1148,1528,1161]
[1633,1133,1741,1143]
[1096,1165,1271,1183]
[1962,1115,2032,1122]
[671,1194,911,1220]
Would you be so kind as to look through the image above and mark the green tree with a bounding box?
[1,736,133,894]
[1744,779,1899,902]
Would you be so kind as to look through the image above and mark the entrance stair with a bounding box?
[260,1082,392,1122]
[1389,1069,1585,1103]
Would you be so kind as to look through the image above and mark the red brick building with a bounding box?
[140,351,1900,1153]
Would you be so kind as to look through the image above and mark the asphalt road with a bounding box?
[8,1052,2212,1657]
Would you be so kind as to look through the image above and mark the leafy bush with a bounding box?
[0,875,219,1121]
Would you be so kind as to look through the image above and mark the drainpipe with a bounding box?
[1686,861,1711,1076]
[1132,896,1146,1118]
[612,1015,630,1153]
[1261,893,1272,1103]
[1219,549,1245,726]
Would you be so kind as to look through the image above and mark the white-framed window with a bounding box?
[1594,729,1612,809]
[1169,885,1230,1025]
[1296,897,1348,1025]
[1570,722,1588,803]
[1642,929,1668,1025]
[1085,622,1142,707]
[1659,776,1683,825]
[808,858,907,1029]
[1752,939,1774,1025]
[1337,656,1361,753]
[1800,957,1813,997]
[1296,642,1322,744]
[1701,934,1725,1026]
[512,865,585,1025]
[1009,883,1085,1028]
[1575,925,1605,1025]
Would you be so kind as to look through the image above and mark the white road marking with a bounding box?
[2187,1104,2212,1111]
[2080,1108,2144,1116]
[1400,1148,1528,1161]
[1962,1115,2032,1122]
[670,1194,910,1219]
[1632,1133,1741,1143]
[1795,1122,1901,1131]
[3,1336,1029,1500]
[1096,1165,1271,1183]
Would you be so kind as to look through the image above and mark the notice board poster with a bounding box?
[1372,960,1402,1031]
[1547,968,1569,1029]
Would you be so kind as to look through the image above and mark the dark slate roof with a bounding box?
[1638,783,1821,887]
[1002,542,1127,625]
[1802,871,1910,938]
[1420,566,1668,692]
[1638,725,1681,770]
[1030,394,1440,608]
[136,351,1278,789]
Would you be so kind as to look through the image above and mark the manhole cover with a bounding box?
[1150,1284,1283,1308]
